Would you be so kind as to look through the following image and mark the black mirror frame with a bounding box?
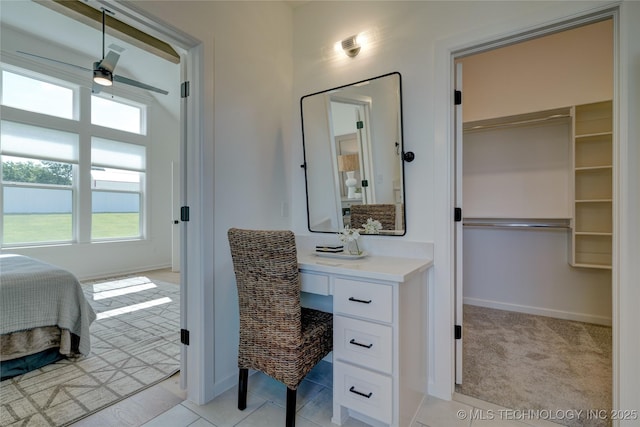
[300,72,407,236]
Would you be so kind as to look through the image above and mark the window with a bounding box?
[1,66,149,247]
[1,122,78,244]
[1,70,75,119]
[91,138,146,240]
[91,96,144,134]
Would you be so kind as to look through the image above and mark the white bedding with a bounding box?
[0,254,96,360]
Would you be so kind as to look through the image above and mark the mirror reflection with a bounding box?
[301,72,405,235]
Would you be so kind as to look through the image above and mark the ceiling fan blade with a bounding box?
[113,75,169,95]
[16,50,92,72]
[99,51,120,73]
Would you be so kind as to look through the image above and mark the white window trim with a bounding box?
[1,63,151,247]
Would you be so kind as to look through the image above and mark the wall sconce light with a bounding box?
[335,32,368,58]
[341,35,361,57]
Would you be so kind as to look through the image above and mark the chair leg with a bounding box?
[238,368,248,410]
[286,387,296,427]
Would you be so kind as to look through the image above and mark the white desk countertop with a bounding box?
[297,251,433,283]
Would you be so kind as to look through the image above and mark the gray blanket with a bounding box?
[0,254,96,357]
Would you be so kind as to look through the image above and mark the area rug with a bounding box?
[456,304,611,427]
[0,276,180,427]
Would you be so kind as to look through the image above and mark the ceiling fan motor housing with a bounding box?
[93,63,113,86]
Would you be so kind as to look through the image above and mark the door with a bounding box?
[454,62,464,385]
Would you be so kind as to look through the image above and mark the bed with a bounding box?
[0,254,96,380]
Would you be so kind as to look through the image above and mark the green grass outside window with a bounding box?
[2,213,140,244]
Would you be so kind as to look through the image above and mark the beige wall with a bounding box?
[458,19,613,122]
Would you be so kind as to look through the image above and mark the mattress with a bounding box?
[0,254,96,378]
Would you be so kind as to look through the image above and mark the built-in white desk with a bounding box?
[298,252,433,427]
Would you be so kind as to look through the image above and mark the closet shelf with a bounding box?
[574,231,612,236]
[575,165,612,171]
[575,131,613,139]
[575,199,612,203]
[463,107,571,132]
[571,101,613,269]
[572,263,612,270]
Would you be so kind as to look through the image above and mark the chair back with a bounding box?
[350,203,396,230]
[228,228,302,349]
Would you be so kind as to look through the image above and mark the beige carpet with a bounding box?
[456,304,612,427]
[0,276,180,427]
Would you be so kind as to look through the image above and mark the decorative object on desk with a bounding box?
[316,245,344,253]
[362,217,382,234]
[337,225,361,255]
[338,153,360,199]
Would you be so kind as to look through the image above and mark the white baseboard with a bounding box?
[463,297,612,326]
[212,371,238,399]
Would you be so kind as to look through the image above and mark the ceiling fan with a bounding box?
[17,8,168,95]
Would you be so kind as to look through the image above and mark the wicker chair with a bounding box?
[350,203,396,230]
[227,228,333,427]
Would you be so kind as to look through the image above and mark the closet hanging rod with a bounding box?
[463,219,571,229]
[464,113,571,132]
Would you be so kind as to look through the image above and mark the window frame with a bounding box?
[1,66,81,121]
[0,63,151,247]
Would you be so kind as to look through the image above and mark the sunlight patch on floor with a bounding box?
[91,276,152,292]
[93,282,157,300]
[96,297,172,319]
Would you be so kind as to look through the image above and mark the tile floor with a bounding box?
[72,270,563,427]
[134,361,563,427]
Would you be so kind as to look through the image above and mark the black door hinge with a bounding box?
[181,329,190,345]
[454,90,462,105]
[356,120,364,129]
[181,81,190,98]
[181,206,190,222]
[454,207,462,222]
[455,325,462,340]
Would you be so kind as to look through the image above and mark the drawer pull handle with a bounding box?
[349,386,373,399]
[348,297,372,304]
[349,338,373,349]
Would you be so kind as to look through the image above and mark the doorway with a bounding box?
[453,17,614,422]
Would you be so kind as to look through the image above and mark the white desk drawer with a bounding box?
[300,272,330,296]
[334,360,392,424]
[334,278,392,323]
[335,315,392,374]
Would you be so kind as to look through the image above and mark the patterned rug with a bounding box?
[456,304,611,427]
[1,276,181,426]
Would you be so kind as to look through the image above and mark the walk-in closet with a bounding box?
[454,19,613,426]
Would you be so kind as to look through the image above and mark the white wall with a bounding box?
[464,228,612,324]
[127,0,639,415]
[130,0,294,401]
[464,121,572,218]
[293,0,640,412]
[0,24,180,280]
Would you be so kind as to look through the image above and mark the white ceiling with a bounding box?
[0,1,180,108]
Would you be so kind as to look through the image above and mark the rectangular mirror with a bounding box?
[301,72,405,235]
